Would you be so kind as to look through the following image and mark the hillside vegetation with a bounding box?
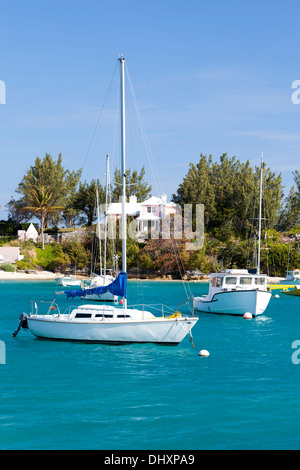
[0,152,299,278]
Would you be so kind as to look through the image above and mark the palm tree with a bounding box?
[22,185,64,249]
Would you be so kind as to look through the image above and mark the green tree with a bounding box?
[258,163,283,232]
[73,179,105,226]
[112,166,152,202]
[278,170,300,230]
[173,154,216,226]
[173,153,283,240]
[22,185,63,249]
[16,153,82,227]
[6,198,32,224]
[61,239,90,270]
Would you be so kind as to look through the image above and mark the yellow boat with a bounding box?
[267,284,300,296]
[283,287,300,296]
[267,284,296,290]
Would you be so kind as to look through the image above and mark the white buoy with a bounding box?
[243,312,253,319]
[274,294,279,298]
[199,349,210,357]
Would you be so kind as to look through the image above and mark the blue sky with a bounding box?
[0,0,299,219]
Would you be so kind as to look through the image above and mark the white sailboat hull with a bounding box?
[26,315,198,344]
[83,291,117,301]
[193,289,272,316]
[56,278,81,287]
[82,275,117,301]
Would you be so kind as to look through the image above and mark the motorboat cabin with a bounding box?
[280,269,300,285]
[209,269,268,295]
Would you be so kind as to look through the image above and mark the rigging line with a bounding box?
[105,158,115,272]
[125,79,137,172]
[125,63,162,197]
[110,73,121,187]
[90,204,98,275]
[262,170,271,276]
[81,61,118,173]
[247,170,259,269]
[170,237,193,310]
[172,236,193,298]
[246,209,255,269]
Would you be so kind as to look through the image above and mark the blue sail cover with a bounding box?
[65,271,127,299]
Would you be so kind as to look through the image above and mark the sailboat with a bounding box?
[193,154,272,316]
[82,154,118,301]
[56,263,81,287]
[14,57,198,344]
[56,275,81,287]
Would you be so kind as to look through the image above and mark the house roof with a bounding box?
[107,202,141,216]
[141,196,164,206]
[27,223,38,233]
[141,196,176,207]
[106,194,176,216]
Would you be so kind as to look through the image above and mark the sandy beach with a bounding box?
[0,270,66,280]
[0,269,284,284]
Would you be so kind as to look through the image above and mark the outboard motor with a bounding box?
[13,313,29,337]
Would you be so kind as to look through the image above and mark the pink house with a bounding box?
[136,194,177,235]
[106,193,178,237]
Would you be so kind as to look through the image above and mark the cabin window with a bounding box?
[211,277,216,287]
[240,277,252,285]
[117,315,131,318]
[216,277,222,287]
[225,276,237,285]
[95,314,113,318]
[254,278,265,286]
[75,313,92,318]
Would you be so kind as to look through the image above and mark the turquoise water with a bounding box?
[0,279,300,450]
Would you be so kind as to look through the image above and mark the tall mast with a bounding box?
[257,152,263,275]
[104,153,109,278]
[119,56,127,308]
[96,188,102,276]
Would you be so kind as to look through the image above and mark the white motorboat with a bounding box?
[279,269,300,285]
[14,57,198,344]
[193,154,271,316]
[193,269,272,316]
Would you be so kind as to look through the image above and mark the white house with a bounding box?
[106,193,177,236]
[107,195,141,218]
[136,194,177,234]
[18,223,39,243]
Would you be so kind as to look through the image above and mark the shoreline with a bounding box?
[0,270,284,284]
[0,270,62,280]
